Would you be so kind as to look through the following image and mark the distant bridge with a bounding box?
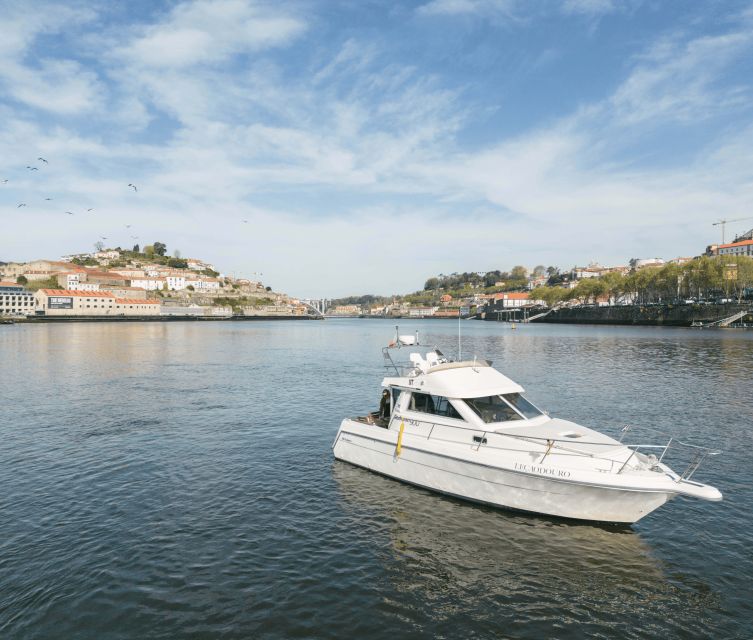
[301,298,330,315]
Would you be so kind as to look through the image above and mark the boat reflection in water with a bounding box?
[332,461,720,636]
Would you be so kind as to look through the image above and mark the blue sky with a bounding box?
[2,0,753,297]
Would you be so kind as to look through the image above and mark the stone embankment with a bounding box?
[530,303,753,327]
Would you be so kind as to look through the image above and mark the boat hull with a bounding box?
[333,421,674,524]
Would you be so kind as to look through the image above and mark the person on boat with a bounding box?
[378,389,391,423]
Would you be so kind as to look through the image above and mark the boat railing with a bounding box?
[402,418,720,481]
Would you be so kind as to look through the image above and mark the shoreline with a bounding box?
[6,315,321,324]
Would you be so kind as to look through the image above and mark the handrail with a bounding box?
[387,416,720,479]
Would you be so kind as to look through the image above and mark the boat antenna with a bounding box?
[458,314,462,361]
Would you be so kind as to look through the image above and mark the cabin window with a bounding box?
[502,393,543,419]
[465,396,522,423]
[409,392,464,420]
[391,389,402,415]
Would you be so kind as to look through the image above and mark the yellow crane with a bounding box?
[712,216,753,244]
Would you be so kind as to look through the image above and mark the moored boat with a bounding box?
[332,329,722,524]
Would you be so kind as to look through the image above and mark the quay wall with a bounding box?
[529,303,753,327]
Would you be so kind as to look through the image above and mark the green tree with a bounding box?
[510,265,528,281]
[424,277,440,290]
[16,275,27,285]
[144,245,155,257]
[533,265,546,277]
[153,242,167,256]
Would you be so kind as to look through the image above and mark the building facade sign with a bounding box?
[48,296,73,309]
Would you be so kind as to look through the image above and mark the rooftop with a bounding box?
[39,289,116,298]
[719,239,753,249]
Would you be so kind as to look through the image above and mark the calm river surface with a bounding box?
[1,319,752,639]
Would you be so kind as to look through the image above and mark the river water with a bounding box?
[1,319,751,639]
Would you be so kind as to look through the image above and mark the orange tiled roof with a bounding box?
[719,239,753,249]
[40,289,115,298]
[115,298,160,304]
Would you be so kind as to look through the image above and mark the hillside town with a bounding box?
[3,232,753,322]
[0,244,316,320]
[325,231,753,319]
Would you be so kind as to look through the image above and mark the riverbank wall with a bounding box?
[530,303,753,327]
[15,314,321,323]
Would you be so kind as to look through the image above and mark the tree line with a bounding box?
[531,256,753,307]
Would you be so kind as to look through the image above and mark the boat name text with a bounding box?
[514,462,571,478]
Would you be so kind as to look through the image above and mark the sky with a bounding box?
[2,0,753,298]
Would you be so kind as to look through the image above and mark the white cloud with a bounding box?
[611,31,753,125]
[0,3,103,115]
[417,0,518,19]
[119,0,306,69]
[561,0,617,16]
[0,59,104,115]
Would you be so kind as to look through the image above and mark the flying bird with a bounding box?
[17,203,26,208]
[2,179,8,184]
[100,236,107,240]
[26,166,38,171]
[242,219,248,223]
[87,208,94,212]
[66,211,75,215]
[128,183,137,192]
[38,157,48,163]
[45,197,53,201]
[125,224,131,228]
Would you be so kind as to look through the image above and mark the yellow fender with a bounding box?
[395,420,405,457]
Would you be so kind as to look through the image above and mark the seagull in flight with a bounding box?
[66,211,75,215]
[87,208,94,212]
[26,166,38,171]
[38,157,48,164]
[100,236,107,240]
[125,224,131,228]
[2,179,8,184]
[128,183,137,192]
[17,203,26,208]
[45,197,53,201]
[242,219,248,223]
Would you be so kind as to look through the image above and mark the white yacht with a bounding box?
[332,330,722,524]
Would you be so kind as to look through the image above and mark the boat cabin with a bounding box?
[361,349,547,430]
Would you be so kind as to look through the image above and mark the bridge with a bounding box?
[300,298,330,315]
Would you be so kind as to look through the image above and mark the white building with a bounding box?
[0,282,35,316]
[185,277,221,290]
[34,289,160,316]
[131,277,167,291]
[718,239,753,257]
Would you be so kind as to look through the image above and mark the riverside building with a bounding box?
[0,282,35,316]
[34,289,161,317]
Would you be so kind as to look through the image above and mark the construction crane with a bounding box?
[712,216,753,244]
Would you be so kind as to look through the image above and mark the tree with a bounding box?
[510,265,528,281]
[144,245,155,257]
[424,277,440,290]
[16,275,27,285]
[94,241,104,252]
[186,285,195,291]
[265,286,272,292]
[533,265,546,277]
[153,242,167,256]
[174,249,181,259]
[531,285,567,308]
[167,257,188,269]
[133,244,140,253]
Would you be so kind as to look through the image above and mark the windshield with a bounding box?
[465,396,522,423]
[464,393,543,423]
[502,393,543,419]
